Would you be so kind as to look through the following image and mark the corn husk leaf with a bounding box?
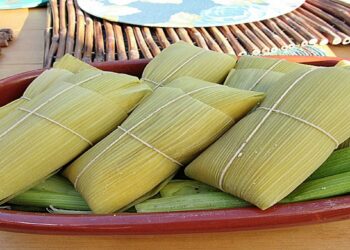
[53,54,98,73]
[186,67,350,210]
[64,76,264,214]
[141,41,236,90]
[0,69,73,120]
[224,56,313,92]
[0,70,151,204]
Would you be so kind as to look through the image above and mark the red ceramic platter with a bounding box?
[0,56,350,235]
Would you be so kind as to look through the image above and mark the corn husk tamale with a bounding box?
[53,54,98,73]
[224,56,313,92]
[64,76,264,214]
[0,69,73,120]
[0,70,151,204]
[335,60,350,148]
[141,41,236,90]
[185,67,350,210]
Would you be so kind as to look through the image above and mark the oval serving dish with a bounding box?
[0,56,350,235]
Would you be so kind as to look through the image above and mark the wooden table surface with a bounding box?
[1,7,350,250]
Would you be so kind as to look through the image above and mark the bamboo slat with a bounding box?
[44,0,350,65]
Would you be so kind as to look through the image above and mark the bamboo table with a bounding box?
[0,7,350,250]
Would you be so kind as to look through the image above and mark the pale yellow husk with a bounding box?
[0,69,151,203]
[335,60,350,149]
[53,54,98,73]
[64,76,264,214]
[0,69,73,120]
[186,67,350,210]
[224,56,313,92]
[141,41,236,90]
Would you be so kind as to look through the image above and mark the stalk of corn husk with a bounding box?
[64,76,264,214]
[0,69,73,120]
[335,60,350,148]
[0,69,151,204]
[224,56,313,92]
[53,54,98,73]
[186,67,350,210]
[141,41,236,90]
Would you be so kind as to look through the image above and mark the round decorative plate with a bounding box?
[77,0,306,28]
[0,0,48,10]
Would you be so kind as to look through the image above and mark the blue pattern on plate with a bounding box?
[77,0,305,28]
[0,0,48,10]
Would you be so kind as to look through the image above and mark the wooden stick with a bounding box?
[56,0,67,58]
[198,27,223,53]
[165,28,180,43]
[176,28,193,44]
[133,27,153,59]
[247,23,278,52]
[310,0,350,24]
[103,20,115,61]
[238,24,270,53]
[296,8,346,45]
[155,28,171,49]
[46,0,59,68]
[113,24,128,61]
[43,5,52,67]
[219,26,246,56]
[287,12,329,45]
[208,26,235,54]
[73,0,84,59]
[82,14,93,63]
[125,26,140,60]
[93,20,105,62]
[254,21,288,50]
[229,25,260,55]
[273,17,308,46]
[263,19,295,48]
[65,0,75,54]
[302,3,350,36]
[187,28,208,49]
[142,27,161,56]
[279,15,318,45]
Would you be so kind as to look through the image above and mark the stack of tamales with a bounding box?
[0,69,151,204]
[224,56,313,92]
[64,77,264,214]
[141,41,236,89]
[186,67,350,210]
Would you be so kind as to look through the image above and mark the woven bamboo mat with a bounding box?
[44,0,350,67]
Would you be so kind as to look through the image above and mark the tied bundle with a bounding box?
[141,41,236,90]
[0,70,151,203]
[0,69,73,120]
[186,67,350,210]
[224,56,313,92]
[64,77,264,214]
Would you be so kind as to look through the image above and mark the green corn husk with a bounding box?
[30,175,81,196]
[160,180,219,197]
[0,68,73,120]
[186,67,350,210]
[0,68,151,204]
[135,192,250,213]
[224,56,313,92]
[8,190,90,211]
[308,147,350,180]
[64,76,264,214]
[141,41,236,90]
[281,172,350,203]
[53,54,98,73]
